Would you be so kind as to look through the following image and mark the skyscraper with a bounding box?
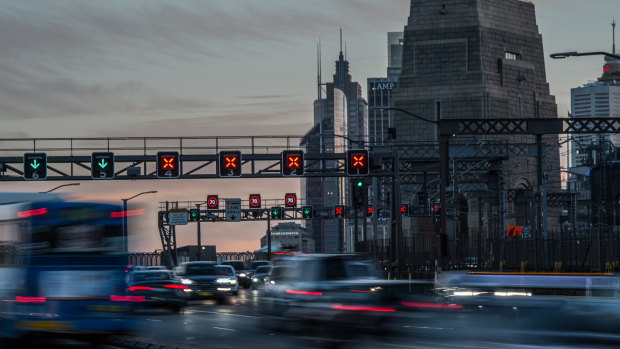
[391,0,562,263]
[301,35,368,253]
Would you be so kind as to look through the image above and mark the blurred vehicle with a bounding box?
[125,265,146,273]
[221,260,250,288]
[0,199,136,341]
[174,262,237,304]
[125,270,188,313]
[146,266,167,271]
[249,260,270,276]
[251,265,272,289]
[260,254,405,341]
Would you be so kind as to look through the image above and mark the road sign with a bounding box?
[206,195,219,210]
[23,153,47,180]
[218,151,242,177]
[157,151,180,178]
[225,198,241,222]
[168,209,188,226]
[281,150,304,176]
[284,193,297,207]
[249,194,261,208]
[270,206,284,219]
[91,152,115,179]
[346,149,369,176]
[189,208,199,222]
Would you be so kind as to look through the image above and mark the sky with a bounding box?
[0,0,618,253]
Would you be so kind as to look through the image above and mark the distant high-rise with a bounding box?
[392,0,562,260]
[301,35,368,253]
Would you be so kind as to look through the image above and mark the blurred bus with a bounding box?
[0,199,137,341]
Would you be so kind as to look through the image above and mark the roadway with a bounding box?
[3,289,620,349]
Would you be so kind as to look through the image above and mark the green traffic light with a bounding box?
[356,180,363,187]
[30,160,40,169]
[304,209,310,214]
[191,212,197,217]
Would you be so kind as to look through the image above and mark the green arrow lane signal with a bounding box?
[23,153,47,180]
[91,152,115,179]
[98,159,108,169]
[272,209,279,215]
[30,160,40,169]
[304,208,310,214]
[191,211,197,217]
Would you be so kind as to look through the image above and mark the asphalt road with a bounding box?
[4,289,620,348]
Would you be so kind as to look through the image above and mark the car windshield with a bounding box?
[250,261,269,269]
[132,272,172,282]
[255,266,272,274]
[216,266,234,276]
[185,264,218,275]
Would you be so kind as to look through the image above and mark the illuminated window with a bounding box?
[505,51,522,61]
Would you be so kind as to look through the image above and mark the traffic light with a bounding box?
[218,151,242,177]
[270,206,284,220]
[346,149,369,176]
[23,153,47,180]
[366,206,374,217]
[156,151,180,178]
[400,203,410,216]
[281,150,304,176]
[433,204,441,223]
[249,194,261,209]
[351,178,365,207]
[334,205,345,218]
[284,193,297,208]
[302,205,313,219]
[91,152,114,179]
[189,208,199,222]
[206,195,219,210]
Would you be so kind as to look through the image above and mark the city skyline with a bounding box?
[0,0,618,252]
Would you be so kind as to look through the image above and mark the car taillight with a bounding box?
[163,284,188,289]
[129,286,154,291]
[401,301,463,309]
[330,304,396,312]
[110,295,145,302]
[16,296,46,303]
[286,289,322,296]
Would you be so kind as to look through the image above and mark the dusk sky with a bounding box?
[1,0,618,252]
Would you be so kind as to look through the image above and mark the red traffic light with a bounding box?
[218,151,242,177]
[249,194,261,208]
[285,193,297,207]
[281,150,304,176]
[346,150,369,176]
[206,195,219,209]
[366,206,374,217]
[156,152,180,178]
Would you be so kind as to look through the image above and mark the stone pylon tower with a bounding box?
[391,0,561,264]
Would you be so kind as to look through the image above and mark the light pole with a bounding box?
[550,51,620,60]
[121,190,157,252]
[195,202,206,261]
[41,182,80,193]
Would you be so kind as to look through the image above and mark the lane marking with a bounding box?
[212,327,236,332]
[189,310,261,319]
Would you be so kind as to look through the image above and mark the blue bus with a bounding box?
[0,199,138,340]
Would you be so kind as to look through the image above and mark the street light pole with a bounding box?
[550,51,620,60]
[195,203,203,261]
[121,190,157,252]
[41,182,80,193]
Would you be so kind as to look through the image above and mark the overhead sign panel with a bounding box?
[91,152,115,179]
[225,198,241,222]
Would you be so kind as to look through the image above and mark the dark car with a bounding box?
[125,270,188,313]
[249,260,270,275]
[175,262,237,304]
[222,260,250,288]
[251,265,272,289]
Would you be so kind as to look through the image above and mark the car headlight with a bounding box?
[216,278,236,285]
[180,279,194,285]
[238,273,246,278]
[252,277,259,282]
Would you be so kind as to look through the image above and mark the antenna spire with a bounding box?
[613,18,616,54]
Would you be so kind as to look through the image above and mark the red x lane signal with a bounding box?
[281,150,304,176]
[156,152,180,178]
[334,205,345,218]
[346,150,369,176]
[218,151,242,177]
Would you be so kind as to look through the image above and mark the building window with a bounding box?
[505,51,522,61]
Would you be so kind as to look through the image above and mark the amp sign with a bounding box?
[371,81,399,90]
